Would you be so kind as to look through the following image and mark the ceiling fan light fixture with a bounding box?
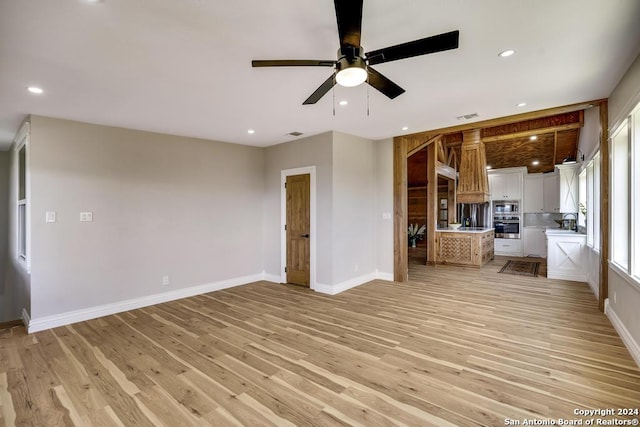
[335,57,367,87]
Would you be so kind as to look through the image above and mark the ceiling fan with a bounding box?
[252,0,460,105]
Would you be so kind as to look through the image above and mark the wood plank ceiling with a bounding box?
[408,110,584,181]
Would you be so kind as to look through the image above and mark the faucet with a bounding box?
[562,213,577,231]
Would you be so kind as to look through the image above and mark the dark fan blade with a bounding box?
[303,74,336,105]
[252,60,335,67]
[367,67,405,99]
[366,30,459,65]
[334,0,363,49]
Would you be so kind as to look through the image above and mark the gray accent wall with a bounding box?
[28,116,264,319]
[332,132,376,284]
[263,132,334,285]
[374,138,394,277]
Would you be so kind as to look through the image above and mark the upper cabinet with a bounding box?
[524,174,544,212]
[543,172,560,213]
[488,167,525,200]
[557,164,580,213]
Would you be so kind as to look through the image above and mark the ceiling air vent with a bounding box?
[456,113,479,120]
[286,131,304,137]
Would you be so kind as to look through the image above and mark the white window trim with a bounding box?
[13,121,31,272]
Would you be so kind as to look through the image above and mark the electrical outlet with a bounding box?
[80,212,93,222]
[162,276,169,286]
[45,211,56,223]
[382,212,392,220]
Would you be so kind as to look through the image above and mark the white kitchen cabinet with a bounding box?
[488,167,525,200]
[545,230,587,282]
[494,238,523,256]
[524,174,544,212]
[557,163,580,213]
[523,228,547,257]
[543,172,560,213]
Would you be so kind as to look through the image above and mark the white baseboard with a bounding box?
[314,271,391,295]
[27,273,264,333]
[21,308,30,328]
[262,272,282,283]
[376,271,394,281]
[605,298,640,368]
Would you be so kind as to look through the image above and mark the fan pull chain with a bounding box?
[332,81,336,116]
[366,74,370,116]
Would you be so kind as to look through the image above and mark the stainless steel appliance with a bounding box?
[493,217,520,239]
[493,200,521,239]
[493,200,519,214]
[458,202,490,228]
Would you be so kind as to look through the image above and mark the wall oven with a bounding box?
[493,217,520,239]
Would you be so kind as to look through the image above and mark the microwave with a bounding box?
[493,201,519,214]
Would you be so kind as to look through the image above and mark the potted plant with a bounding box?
[408,223,426,247]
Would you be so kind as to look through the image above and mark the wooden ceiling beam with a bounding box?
[481,122,583,143]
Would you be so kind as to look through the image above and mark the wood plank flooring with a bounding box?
[1,257,639,426]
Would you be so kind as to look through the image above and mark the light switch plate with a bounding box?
[46,211,56,223]
[80,212,93,222]
[382,212,392,220]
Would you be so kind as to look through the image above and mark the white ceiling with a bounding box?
[1,0,639,150]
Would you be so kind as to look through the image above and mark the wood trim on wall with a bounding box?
[393,138,408,282]
[599,100,609,312]
[426,143,437,265]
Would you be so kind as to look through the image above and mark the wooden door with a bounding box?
[286,174,310,287]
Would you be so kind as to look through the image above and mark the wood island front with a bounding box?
[435,228,494,267]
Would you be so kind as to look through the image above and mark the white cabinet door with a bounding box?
[490,172,523,200]
[557,164,579,213]
[503,173,523,200]
[523,228,546,257]
[543,172,560,213]
[489,174,503,200]
[524,174,544,212]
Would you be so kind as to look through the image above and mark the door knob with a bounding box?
[301,234,310,238]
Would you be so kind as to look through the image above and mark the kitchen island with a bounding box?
[435,227,495,267]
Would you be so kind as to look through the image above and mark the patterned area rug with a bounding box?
[498,260,540,277]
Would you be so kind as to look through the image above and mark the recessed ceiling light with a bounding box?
[516,102,527,107]
[532,160,540,166]
[498,49,515,57]
[486,165,492,170]
[402,126,409,131]
[530,135,538,141]
[27,86,43,94]
[247,129,255,134]
[339,100,348,106]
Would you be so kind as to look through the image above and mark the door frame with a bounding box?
[281,166,316,290]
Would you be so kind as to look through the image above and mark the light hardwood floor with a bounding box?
[1,257,639,426]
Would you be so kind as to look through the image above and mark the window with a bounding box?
[18,145,26,259]
[578,168,586,228]
[610,101,640,280]
[585,161,594,247]
[592,152,601,250]
[611,119,629,269]
[14,123,29,265]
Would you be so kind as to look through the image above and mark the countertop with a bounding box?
[544,228,586,236]
[436,227,494,234]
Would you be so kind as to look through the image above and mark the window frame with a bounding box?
[14,122,30,271]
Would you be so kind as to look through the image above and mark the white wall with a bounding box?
[375,138,394,279]
[606,52,640,366]
[28,116,265,321]
[331,132,376,286]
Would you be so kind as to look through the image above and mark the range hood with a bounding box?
[456,129,490,203]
